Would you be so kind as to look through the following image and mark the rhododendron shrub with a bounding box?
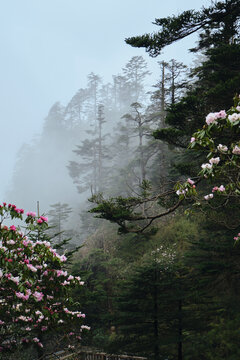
[175,95,240,238]
[0,204,89,354]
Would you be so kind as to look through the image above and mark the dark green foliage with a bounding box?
[125,1,240,56]
[7,5,240,355]
[126,10,206,56]
[89,181,185,235]
[72,248,122,349]
[89,194,140,230]
[153,127,186,148]
[112,257,188,360]
[124,0,240,183]
[181,219,240,359]
[194,44,240,109]
[71,206,240,359]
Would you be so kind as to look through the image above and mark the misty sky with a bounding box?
[0,0,210,201]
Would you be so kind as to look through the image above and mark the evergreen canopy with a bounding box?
[125,0,240,56]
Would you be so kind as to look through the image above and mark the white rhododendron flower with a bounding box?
[228,113,240,123]
[217,144,228,152]
[209,157,220,165]
[204,194,214,200]
[201,163,213,170]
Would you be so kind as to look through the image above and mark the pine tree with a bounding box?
[126,0,240,150]
[122,56,151,103]
[125,0,240,56]
[87,72,102,123]
[68,104,110,194]
[64,88,89,128]
[113,248,192,360]
[47,202,72,244]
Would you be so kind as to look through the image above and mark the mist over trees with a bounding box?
[3,1,240,358]
[6,55,165,238]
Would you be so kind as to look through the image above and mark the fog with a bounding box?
[1,0,210,241]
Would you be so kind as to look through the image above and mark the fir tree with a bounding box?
[47,202,72,244]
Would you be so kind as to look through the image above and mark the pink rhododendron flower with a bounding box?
[206,112,218,125]
[7,240,15,245]
[11,276,20,285]
[62,280,70,286]
[190,137,195,143]
[77,313,85,318]
[37,218,43,224]
[187,178,195,185]
[43,241,51,248]
[15,292,25,300]
[81,325,90,330]
[176,187,188,196]
[21,338,29,344]
[35,265,43,270]
[217,110,227,118]
[26,211,36,217]
[56,269,68,277]
[33,291,44,301]
[218,185,225,192]
[0,203,87,351]
[22,239,32,247]
[232,145,240,155]
[27,264,37,273]
[60,255,67,262]
[16,289,31,301]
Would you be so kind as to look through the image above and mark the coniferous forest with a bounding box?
[1,1,240,359]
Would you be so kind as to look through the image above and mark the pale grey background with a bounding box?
[0,0,210,200]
